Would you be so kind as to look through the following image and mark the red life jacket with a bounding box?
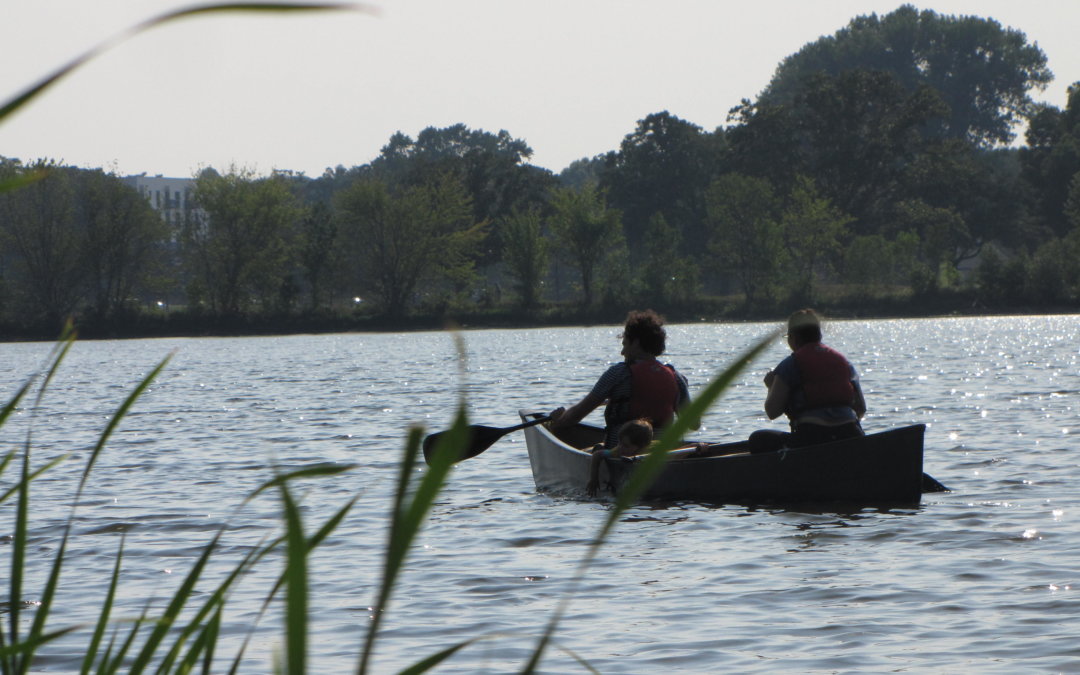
[627,359,679,427]
[792,343,854,410]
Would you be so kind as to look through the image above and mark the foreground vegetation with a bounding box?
[2,5,1080,336]
[0,327,774,672]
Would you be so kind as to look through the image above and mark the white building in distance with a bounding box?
[122,174,196,235]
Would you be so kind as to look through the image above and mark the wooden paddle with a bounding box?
[422,415,551,465]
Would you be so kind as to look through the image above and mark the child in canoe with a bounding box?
[587,418,653,496]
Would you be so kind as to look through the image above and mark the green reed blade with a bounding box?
[174,601,222,675]
[0,454,69,505]
[200,607,222,675]
[25,352,171,671]
[100,602,153,675]
[397,639,481,675]
[6,440,32,673]
[228,495,355,673]
[246,463,357,503]
[150,525,258,675]
[0,170,48,195]
[0,4,371,124]
[77,353,173,500]
[521,330,779,674]
[359,411,465,675]
[127,532,223,674]
[80,534,125,675]
[0,627,81,662]
[279,483,308,675]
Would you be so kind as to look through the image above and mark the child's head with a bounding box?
[616,418,654,453]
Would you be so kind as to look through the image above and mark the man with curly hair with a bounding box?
[549,309,696,448]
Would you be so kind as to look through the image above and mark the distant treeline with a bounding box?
[2,5,1079,339]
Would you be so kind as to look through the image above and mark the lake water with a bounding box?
[2,315,1079,673]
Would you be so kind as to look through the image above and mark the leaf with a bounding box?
[0,3,375,125]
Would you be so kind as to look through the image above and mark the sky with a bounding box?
[1,1,1078,179]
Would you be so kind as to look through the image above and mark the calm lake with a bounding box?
[2,315,1079,673]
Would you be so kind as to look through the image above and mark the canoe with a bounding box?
[519,410,943,505]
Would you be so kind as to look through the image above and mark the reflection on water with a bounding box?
[1,315,1078,673]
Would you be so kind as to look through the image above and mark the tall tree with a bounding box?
[729,70,949,233]
[0,161,85,325]
[335,173,487,317]
[297,201,339,311]
[780,175,853,305]
[705,173,785,306]
[368,124,555,267]
[1020,83,1080,238]
[184,168,300,315]
[500,207,549,309]
[548,184,623,307]
[760,4,1052,146]
[601,112,725,255]
[640,212,697,306]
[78,170,169,318]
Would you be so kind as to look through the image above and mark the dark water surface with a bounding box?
[2,316,1079,673]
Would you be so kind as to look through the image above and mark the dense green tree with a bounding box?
[601,111,725,255]
[904,144,1027,252]
[761,4,1052,146]
[184,167,301,315]
[0,161,85,325]
[640,212,697,305]
[78,170,169,317]
[548,184,623,307]
[890,200,968,294]
[368,124,555,267]
[1020,84,1080,238]
[558,156,606,190]
[335,173,486,317]
[500,207,549,309]
[705,173,785,306]
[298,201,339,311]
[780,175,853,304]
[729,70,949,232]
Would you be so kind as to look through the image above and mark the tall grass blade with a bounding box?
[79,534,126,675]
[0,627,81,662]
[0,4,373,125]
[278,482,307,675]
[0,170,48,195]
[99,602,154,675]
[5,446,31,674]
[358,408,467,675]
[397,639,481,675]
[76,354,173,500]
[521,331,779,673]
[0,455,69,505]
[24,354,170,672]
[228,495,355,674]
[174,602,222,675]
[126,532,222,674]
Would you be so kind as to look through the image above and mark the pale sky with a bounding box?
[1,1,1077,179]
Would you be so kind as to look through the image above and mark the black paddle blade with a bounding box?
[422,425,506,465]
[421,415,552,466]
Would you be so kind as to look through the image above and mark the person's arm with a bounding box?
[549,391,606,431]
[764,375,790,420]
[586,449,606,496]
[674,370,700,431]
[851,381,867,419]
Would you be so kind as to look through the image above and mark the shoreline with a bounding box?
[2,300,1075,343]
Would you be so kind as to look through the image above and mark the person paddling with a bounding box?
[749,309,866,454]
[548,309,696,448]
